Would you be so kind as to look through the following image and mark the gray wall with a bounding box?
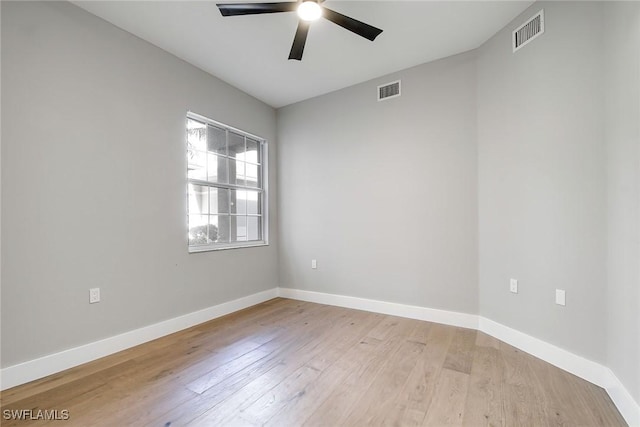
[277,53,478,314]
[604,2,640,402]
[1,1,278,367]
[477,1,607,363]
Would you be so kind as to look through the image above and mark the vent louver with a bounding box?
[513,10,544,52]
[377,80,401,101]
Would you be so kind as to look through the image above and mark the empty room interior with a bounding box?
[1,0,639,425]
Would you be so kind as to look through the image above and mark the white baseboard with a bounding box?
[479,317,639,425]
[477,317,610,387]
[2,286,637,426]
[603,368,640,427]
[277,287,478,329]
[278,287,639,426]
[0,288,278,391]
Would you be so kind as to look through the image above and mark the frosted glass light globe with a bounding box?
[297,1,322,21]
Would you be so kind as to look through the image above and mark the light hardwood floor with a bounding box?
[0,298,627,426]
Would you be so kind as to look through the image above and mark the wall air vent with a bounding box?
[377,80,401,101]
[513,10,544,52]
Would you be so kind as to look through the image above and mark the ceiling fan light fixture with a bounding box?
[216,1,383,60]
[297,1,322,21]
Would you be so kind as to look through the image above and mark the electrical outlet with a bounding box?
[510,278,518,294]
[311,259,317,269]
[89,288,101,304]
[556,289,566,306]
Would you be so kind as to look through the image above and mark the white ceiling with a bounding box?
[73,1,533,108]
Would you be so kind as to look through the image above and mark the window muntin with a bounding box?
[187,113,267,251]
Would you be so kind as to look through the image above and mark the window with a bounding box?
[186,112,267,252]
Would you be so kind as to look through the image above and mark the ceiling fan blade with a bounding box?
[322,7,383,41]
[288,21,310,61]
[217,2,298,16]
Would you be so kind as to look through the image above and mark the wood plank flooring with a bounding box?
[0,298,627,426]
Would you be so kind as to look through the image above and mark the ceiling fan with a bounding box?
[216,1,383,61]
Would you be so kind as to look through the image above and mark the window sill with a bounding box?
[188,241,268,253]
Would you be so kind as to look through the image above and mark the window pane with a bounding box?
[208,154,228,183]
[188,214,210,245]
[231,189,247,215]
[207,125,226,155]
[245,163,261,188]
[246,138,260,164]
[209,187,229,214]
[230,160,245,186]
[187,119,207,152]
[187,150,207,180]
[188,184,209,215]
[228,132,245,159]
[231,216,247,242]
[246,190,261,215]
[187,114,266,250]
[214,215,230,243]
[247,216,261,241]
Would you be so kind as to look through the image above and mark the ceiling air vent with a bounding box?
[377,80,401,101]
[513,10,544,52]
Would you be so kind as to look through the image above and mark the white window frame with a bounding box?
[186,111,269,253]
